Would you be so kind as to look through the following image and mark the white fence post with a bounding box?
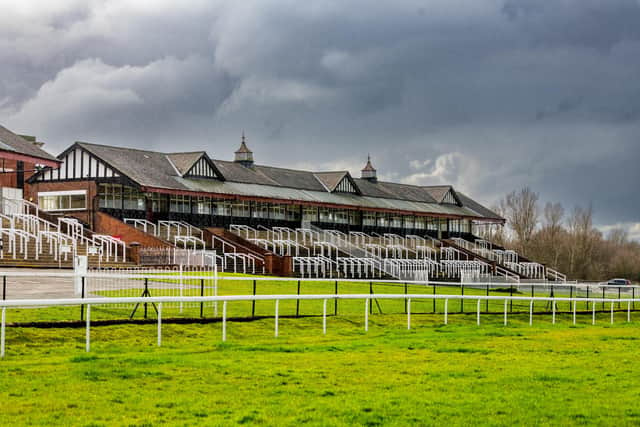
[157,303,162,347]
[85,304,91,352]
[552,300,556,325]
[222,301,227,342]
[274,300,279,338]
[322,299,327,335]
[444,299,448,325]
[1,307,5,358]
[179,265,184,314]
[476,299,480,326]
[572,300,577,325]
[610,302,614,324]
[365,298,369,332]
[529,300,533,326]
[213,264,218,317]
[592,302,596,325]
[628,300,631,323]
[407,298,411,330]
[503,299,508,326]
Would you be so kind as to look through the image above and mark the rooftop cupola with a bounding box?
[234,132,254,167]
[361,154,377,182]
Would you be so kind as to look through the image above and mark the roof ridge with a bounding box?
[76,141,163,155]
[167,151,206,155]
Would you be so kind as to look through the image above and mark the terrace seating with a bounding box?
[0,209,131,268]
[448,235,567,282]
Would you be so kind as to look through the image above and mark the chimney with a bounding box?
[361,154,377,182]
[19,134,45,148]
[234,132,254,167]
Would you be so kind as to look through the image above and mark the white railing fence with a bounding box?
[1,291,639,357]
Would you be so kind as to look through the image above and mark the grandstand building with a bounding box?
[25,135,503,240]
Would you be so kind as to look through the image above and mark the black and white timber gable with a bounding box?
[30,145,120,182]
[184,155,223,180]
[334,175,359,194]
[441,188,461,205]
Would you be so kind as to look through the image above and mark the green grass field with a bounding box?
[2,275,639,425]
[1,312,640,426]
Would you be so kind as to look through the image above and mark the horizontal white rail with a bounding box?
[1,292,636,357]
[0,270,636,289]
[2,294,638,308]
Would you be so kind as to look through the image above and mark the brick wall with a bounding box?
[0,159,38,189]
[94,211,172,248]
[25,180,98,226]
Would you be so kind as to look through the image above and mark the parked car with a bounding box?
[606,278,631,286]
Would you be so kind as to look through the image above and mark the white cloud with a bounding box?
[599,222,640,242]
[401,152,471,187]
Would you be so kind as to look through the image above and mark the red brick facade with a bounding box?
[25,180,98,226]
[94,211,172,247]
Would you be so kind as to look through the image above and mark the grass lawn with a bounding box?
[1,312,640,426]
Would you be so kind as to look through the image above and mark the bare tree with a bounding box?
[607,228,629,246]
[567,204,596,279]
[541,202,565,268]
[501,187,540,255]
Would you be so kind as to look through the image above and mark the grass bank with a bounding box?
[1,314,639,426]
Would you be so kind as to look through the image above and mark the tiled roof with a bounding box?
[167,152,205,176]
[0,125,58,162]
[54,141,502,221]
[423,186,453,204]
[313,171,350,192]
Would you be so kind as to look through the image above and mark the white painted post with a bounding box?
[529,300,533,326]
[407,298,411,330]
[504,299,508,326]
[222,301,227,342]
[610,302,614,324]
[552,300,556,325]
[628,300,631,323]
[322,299,327,335]
[365,299,369,332]
[592,301,596,325]
[572,300,576,325]
[275,299,279,338]
[85,304,91,352]
[476,299,481,326]
[213,264,218,317]
[444,299,448,325]
[1,308,5,358]
[157,303,162,347]
[179,265,184,314]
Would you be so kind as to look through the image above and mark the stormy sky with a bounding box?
[1,0,639,238]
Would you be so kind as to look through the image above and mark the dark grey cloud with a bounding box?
[1,0,639,236]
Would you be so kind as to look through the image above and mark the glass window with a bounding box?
[170,195,191,213]
[415,217,426,230]
[270,204,286,220]
[194,197,211,215]
[214,200,231,216]
[348,210,359,225]
[232,201,250,217]
[252,202,269,219]
[377,213,388,227]
[363,212,376,226]
[38,191,86,212]
[319,208,333,222]
[404,216,414,230]
[123,186,145,211]
[98,183,122,209]
[147,192,167,213]
[302,206,318,222]
[286,205,301,221]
